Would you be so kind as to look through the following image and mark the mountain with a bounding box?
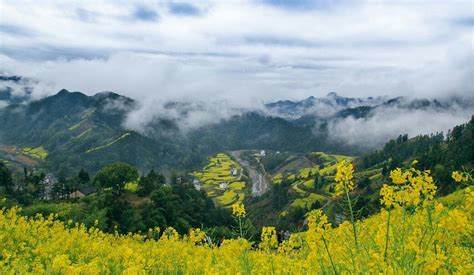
[1,81,472,174]
[0,89,356,174]
[0,89,189,174]
[0,75,32,105]
[264,92,387,119]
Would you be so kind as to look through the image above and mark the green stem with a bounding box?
[322,234,338,274]
[384,209,391,262]
[239,217,243,238]
[345,186,359,250]
[399,207,407,269]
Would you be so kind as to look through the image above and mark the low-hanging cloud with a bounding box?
[123,98,255,134]
[0,0,473,141]
[328,103,474,149]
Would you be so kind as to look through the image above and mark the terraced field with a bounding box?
[0,144,48,169]
[192,153,247,207]
[22,146,48,160]
[272,152,356,212]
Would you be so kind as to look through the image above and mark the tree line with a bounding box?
[0,161,235,238]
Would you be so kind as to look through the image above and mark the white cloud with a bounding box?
[1,0,472,101]
[0,0,472,134]
[328,105,474,148]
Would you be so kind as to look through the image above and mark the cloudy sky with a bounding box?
[0,0,473,104]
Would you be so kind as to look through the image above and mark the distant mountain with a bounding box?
[273,93,474,128]
[0,89,355,173]
[0,80,472,174]
[264,92,387,119]
[0,74,32,105]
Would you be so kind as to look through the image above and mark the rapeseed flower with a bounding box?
[0,169,472,274]
[231,202,246,218]
[334,160,354,196]
[452,171,469,183]
[259,226,278,251]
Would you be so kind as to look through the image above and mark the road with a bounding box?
[230,150,270,197]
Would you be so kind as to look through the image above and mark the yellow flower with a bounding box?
[231,202,246,218]
[381,167,436,208]
[259,226,278,251]
[278,234,303,254]
[390,168,411,185]
[334,160,355,196]
[0,169,472,274]
[306,209,331,247]
[51,254,72,273]
[451,171,468,183]
[380,184,396,208]
[161,227,179,241]
[188,228,206,245]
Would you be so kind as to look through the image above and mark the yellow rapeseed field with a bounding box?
[1,165,473,274]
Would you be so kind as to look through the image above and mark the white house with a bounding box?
[193,179,201,191]
[219,182,228,189]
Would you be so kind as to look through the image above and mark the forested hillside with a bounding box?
[244,118,473,228]
[1,118,471,237]
[2,88,470,175]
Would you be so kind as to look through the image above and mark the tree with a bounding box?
[93,163,138,195]
[0,161,13,194]
[138,169,165,195]
[51,176,65,200]
[77,169,90,185]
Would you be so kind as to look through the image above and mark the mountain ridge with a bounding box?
[1,77,472,174]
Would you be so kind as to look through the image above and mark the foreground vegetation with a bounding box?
[0,162,234,236]
[1,163,472,273]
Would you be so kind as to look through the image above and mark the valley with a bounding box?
[229,150,270,197]
[2,1,473,272]
[0,91,472,273]
[0,78,473,273]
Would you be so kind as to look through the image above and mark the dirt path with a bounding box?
[230,151,270,197]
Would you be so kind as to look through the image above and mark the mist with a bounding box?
[327,104,474,149]
[1,0,473,147]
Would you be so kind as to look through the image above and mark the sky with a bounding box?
[1,0,473,105]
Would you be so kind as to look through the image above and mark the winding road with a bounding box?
[230,150,270,197]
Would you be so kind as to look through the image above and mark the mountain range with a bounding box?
[0,75,472,174]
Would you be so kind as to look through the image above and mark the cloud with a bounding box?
[0,0,471,99]
[133,5,159,21]
[259,0,343,11]
[169,2,201,16]
[327,104,474,149]
[0,73,51,103]
[453,16,474,27]
[0,0,472,136]
[0,24,36,37]
[123,98,251,133]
